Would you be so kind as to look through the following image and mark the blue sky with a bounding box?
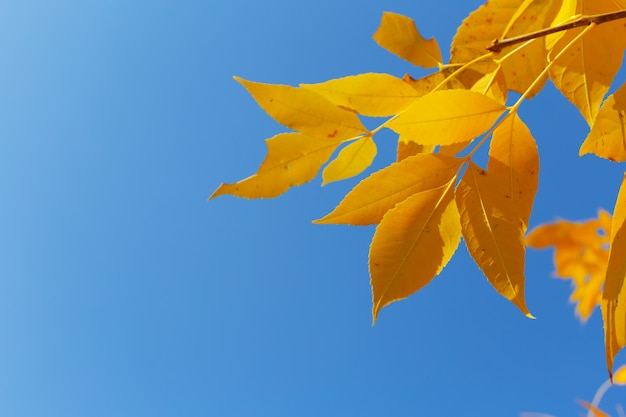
[0,0,625,416]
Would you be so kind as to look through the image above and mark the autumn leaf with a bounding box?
[396,139,434,162]
[470,62,508,104]
[579,81,626,161]
[386,90,506,145]
[456,161,532,316]
[526,210,611,322]
[602,173,626,377]
[548,2,626,126]
[370,179,461,323]
[301,73,419,117]
[315,154,463,226]
[210,133,339,199]
[373,11,442,68]
[322,136,377,185]
[450,0,561,96]
[488,113,539,230]
[235,77,368,141]
[402,68,483,95]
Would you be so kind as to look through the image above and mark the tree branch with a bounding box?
[486,9,626,53]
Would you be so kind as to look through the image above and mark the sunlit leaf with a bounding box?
[603,173,626,376]
[548,2,626,125]
[315,154,463,225]
[301,73,419,117]
[322,136,377,185]
[451,0,560,96]
[488,113,539,230]
[456,161,532,316]
[235,77,368,141]
[386,90,506,145]
[210,133,339,199]
[373,11,442,68]
[370,179,461,322]
[580,81,626,161]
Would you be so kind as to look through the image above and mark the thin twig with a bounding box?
[487,9,626,53]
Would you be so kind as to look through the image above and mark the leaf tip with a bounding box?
[209,184,226,200]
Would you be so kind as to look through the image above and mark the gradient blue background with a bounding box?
[0,1,625,416]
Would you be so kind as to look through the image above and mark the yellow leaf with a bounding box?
[370,179,461,323]
[470,63,508,104]
[456,161,532,316]
[210,133,339,199]
[396,138,434,162]
[450,0,560,96]
[301,73,419,117]
[603,173,626,376]
[488,114,539,230]
[315,154,463,225]
[386,90,505,146]
[235,77,368,141]
[402,68,483,95]
[450,0,519,63]
[580,81,626,161]
[613,364,626,385]
[373,11,442,68]
[548,2,626,125]
[322,136,377,185]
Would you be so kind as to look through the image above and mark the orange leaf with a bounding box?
[370,179,461,323]
[315,154,463,226]
[580,81,626,161]
[488,114,539,230]
[210,133,339,199]
[386,90,505,145]
[456,161,531,316]
[235,77,368,141]
[373,12,442,68]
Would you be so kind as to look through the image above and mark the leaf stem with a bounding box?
[487,9,626,53]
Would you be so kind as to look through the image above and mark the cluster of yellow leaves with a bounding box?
[527,210,611,322]
[212,0,626,375]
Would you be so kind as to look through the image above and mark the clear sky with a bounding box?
[0,0,625,416]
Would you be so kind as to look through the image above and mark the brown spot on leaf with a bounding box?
[327,130,338,139]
